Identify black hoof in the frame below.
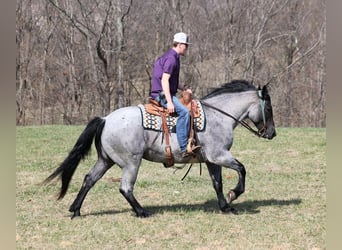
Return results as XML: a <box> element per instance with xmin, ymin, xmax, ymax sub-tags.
<box><xmin>219</xmin><ymin>204</ymin><xmax>238</xmax><ymax>215</ymax></box>
<box><xmin>136</xmin><ymin>210</ymin><xmax>153</xmax><ymax>218</ymax></box>
<box><xmin>71</xmin><ymin>210</ymin><xmax>80</xmax><ymax>219</ymax></box>
<box><xmin>230</xmin><ymin>206</ymin><xmax>239</xmax><ymax>215</ymax></box>
<box><xmin>219</xmin><ymin>203</ymin><xmax>230</xmax><ymax>213</ymax></box>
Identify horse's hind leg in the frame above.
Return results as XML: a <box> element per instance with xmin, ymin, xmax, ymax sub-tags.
<box><xmin>69</xmin><ymin>157</ymin><xmax>113</xmax><ymax>219</ymax></box>
<box><xmin>119</xmin><ymin>161</ymin><xmax>153</xmax><ymax>218</ymax></box>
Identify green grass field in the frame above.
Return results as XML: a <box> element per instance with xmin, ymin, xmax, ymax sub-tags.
<box><xmin>16</xmin><ymin>125</ymin><xmax>326</xmax><ymax>249</ymax></box>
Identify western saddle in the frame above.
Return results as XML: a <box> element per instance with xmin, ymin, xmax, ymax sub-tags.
<box><xmin>144</xmin><ymin>91</ymin><xmax>200</xmax><ymax>167</ymax></box>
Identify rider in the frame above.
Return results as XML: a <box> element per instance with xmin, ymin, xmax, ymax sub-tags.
<box><xmin>150</xmin><ymin>32</ymin><xmax>200</xmax><ymax>157</ymax></box>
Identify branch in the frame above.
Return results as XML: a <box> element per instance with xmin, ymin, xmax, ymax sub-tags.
<box><xmin>121</xmin><ymin>0</ymin><xmax>133</xmax><ymax>22</ymax></box>
<box><xmin>266</xmin><ymin>31</ymin><xmax>322</xmax><ymax>86</ymax></box>
<box><xmin>96</xmin><ymin>1</ymin><xmax>112</xmax><ymax>75</ymax></box>
<box><xmin>256</xmin><ymin>32</ymin><xmax>293</xmax><ymax>50</ymax></box>
<box><xmin>46</xmin><ymin>0</ymin><xmax>96</xmax><ymax>37</ymax></box>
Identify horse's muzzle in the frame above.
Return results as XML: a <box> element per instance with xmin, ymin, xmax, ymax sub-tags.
<box><xmin>265</xmin><ymin>129</ymin><xmax>276</xmax><ymax>139</ymax></box>
<box><xmin>259</xmin><ymin>126</ymin><xmax>276</xmax><ymax>139</ymax></box>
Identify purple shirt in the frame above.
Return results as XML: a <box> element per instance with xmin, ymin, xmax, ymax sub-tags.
<box><xmin>150</xmin><ymin>49</ymin><xmax>180</xmax><ymax>98</ymax></box>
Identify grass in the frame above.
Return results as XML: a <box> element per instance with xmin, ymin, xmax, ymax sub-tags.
<box><xmin>16</xmin><ymin>125</ymin><xmax>326</xmax><ymax>249</ymax></box>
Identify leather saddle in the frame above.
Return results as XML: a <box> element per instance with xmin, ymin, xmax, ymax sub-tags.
<box><xmin>143</xmin><ymin>91</ymin><xmax>201</xmax><ymax>167</ymax></box>
<box><xmin>145</xmin><ymin>91</ymin><xmax>200</xmax><ymax>119</ymax></box>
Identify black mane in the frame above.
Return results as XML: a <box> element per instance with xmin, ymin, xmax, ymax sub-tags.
<box><xmin>202</xmin><ymin>80</ymin><xmax>256</xmax><ymax>99</ymax></box>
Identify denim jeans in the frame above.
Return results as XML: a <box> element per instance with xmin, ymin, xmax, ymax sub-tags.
<box><xmin>156</xmin><ymin>95</ymin><xmax>190</xmax><ymax>152</ymax></box>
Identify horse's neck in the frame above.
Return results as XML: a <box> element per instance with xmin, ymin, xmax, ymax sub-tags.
<box><xmin>208</xmin><ymin>92</ymin><xmax>257</xmax><ymax>121</ymax></box>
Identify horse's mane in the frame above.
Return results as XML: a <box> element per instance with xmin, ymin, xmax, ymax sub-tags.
<box><xmin>202</xmin><ymin>80</ymin><xmax>256</xmax><ymax>99</ymax></box>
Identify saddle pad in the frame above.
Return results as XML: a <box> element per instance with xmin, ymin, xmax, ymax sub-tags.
<box><xmin>138</xmin><ymin>100</ymin><xmax>206</xmax><ymax>132</ymax></box>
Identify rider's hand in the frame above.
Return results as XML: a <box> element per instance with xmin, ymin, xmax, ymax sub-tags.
<box><xmin>167</xmin><ymin>102</ymin><xmax>175</xmax><ymax>114</ymax></box>
<box><xmin>184</xmin><ymin>88</ymin><xmax>192</xmax><ymax>94</ymax></box>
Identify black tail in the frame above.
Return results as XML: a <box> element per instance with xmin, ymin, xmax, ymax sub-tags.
<box><xmin>43</xmin><ymin>117</ymin><xmax>106</xmax><ymax>200</ymax></box>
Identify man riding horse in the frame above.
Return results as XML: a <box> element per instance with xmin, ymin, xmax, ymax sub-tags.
<box><xmin>150</xmin><ymin>32</ymin><xmax>200</xmax><ymax>158</ymax></box>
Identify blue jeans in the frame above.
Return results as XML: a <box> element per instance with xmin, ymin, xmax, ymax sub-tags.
<box><xmin>156</xmin><ymin>95</ymin><xmax>190</xmax><ymax>152</ymax></box>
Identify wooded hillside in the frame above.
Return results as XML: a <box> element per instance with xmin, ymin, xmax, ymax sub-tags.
<box><xmin>16</xmin><ymin>0</ymin><xmax>326</xmax><ymax>127</ymax></box>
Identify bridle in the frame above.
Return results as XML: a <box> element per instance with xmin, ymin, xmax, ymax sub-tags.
<box><xmin>200</xmin><ymin>89</ymin><xmax>268</xmax><ymax>138</ymax></box>
<box><xmin>257</xmin><ymin>89</ymin><xmax>267</xmax><ymax>137</ymax></box>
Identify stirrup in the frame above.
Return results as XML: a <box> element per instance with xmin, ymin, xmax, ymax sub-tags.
<box><xmin>182</xmin><ymin>151</ymin><xmax>193</xmax><ymax>158</ymax></box>
<box><xmin>189</xmin><ymin>145</ymin><xmax>201</xmax><ymax>152</ymax></box>
<box><xmin>186</xmin><ymin>139</ymin><xmax>201</xmax><ymax>153</ymax></box>
<box><xmin>182</xmin><ymin>145</ymin><xmax>201</xmax><ymax>158</ymax></box>
<box><xmin>187</xmin><ymin>145</ymin><xmax>201</xmax><ymax>154</ymax></box>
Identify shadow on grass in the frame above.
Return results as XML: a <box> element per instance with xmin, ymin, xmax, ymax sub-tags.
<box><xmin>145</xmin><ymin>198</ymin><xmax>302</xmax><ymax>215</ymax></box>
<box><xmin>80</xmin><ymin>198</ymin><xmax>302</xmax><ymax>218</ymax></box>
<box><xmin>78</xmin><ymin>209</ymin><xmax>131</xmax><ymax>218</ymax></box>
<box><xmin>232</xmin><ymin>198</ymin><xmax>302</xmax><ymax>214</ymax></box>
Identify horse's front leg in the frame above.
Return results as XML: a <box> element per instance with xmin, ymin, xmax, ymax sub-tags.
<box><xmin>225</xmin><ymin>158</ymin><xmax>246</xmax><ymax>205</ymax></box>
<box><xmin>207</xmin><ymin>151</ymin><xmax>246</xmax><ymax>214</ymax></box>
<box><xmin>206</xmin><ymin>163</ymin><xmax>230</xmax><ymax>212</ymax></box>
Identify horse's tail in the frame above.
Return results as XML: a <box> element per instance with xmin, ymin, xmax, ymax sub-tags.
<box><xmin>43</xmin><ymin>117</ymin><xmax>106</xmax><ymax>200</ymax></box>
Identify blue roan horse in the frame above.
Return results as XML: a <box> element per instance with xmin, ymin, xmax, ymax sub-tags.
<box><xmin>44</xmin><ymin>79</ymin><xmax>276</xmax><ymax>218</ymax></box>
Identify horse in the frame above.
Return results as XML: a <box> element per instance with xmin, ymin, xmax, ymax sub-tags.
<box><xmin>44</xmin><ymin>79</ymin><xmax>276</xmax><ymax>218</ymax></box>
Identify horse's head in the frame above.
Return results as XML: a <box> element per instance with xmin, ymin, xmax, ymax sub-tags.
<box><xmin>201</xmin><ymin>80</ymin><xmax>276</xmax><ymax>139</ymax></box>
<box><xmin>248</xmin><ymin>85</ymin><xmax>276</xmax><ymax>139</ymax></box>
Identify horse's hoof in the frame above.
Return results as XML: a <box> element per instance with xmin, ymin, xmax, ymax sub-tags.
<box><xmin>219</xmin><ymin>204</ymin><xmax>238</xmax><ymax>215</ymax></box>
<box><xmin>71</xmin><ymin>210</ymin><xmax>80</xmax><ymax>219</ymax></box>
<box><xmin>136</xmin><ymin>210</ymin><xmax>153</xmax><ymax>218</ymax></box>
<box><xmin>230</xmin><ymin>207</ymin><xmax>238</xmax><ymax>215</ymax></box>
<box><xmin>226</xmin><ymin>190</ymin><xmax>236</xmax><ymax>204</ymax></box>
<box><xmin>219</xmin><ymin>206</ymin><xmax>230</xmax><ymax>213</ymax></box>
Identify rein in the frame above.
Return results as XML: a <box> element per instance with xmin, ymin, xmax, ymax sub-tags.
<box><xmin>200</xmin><ymin>99</ymin><xmax>264</xmax><ymax>137</ymax></box>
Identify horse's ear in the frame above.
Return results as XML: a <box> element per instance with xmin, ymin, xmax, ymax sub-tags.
<box><xmin>262</xmin><ymin>85</ymin><xmax>270</xmax><ymax>100</ymax></box>
<box><xmin>257</xmin><ymin>85</ymin><xmax>261</xmax><ymax>91</ymax></box>
<box><xmin>262</xmin><ymin>84</ymin><xmax>268</xmax><ymax>93</ymax></box>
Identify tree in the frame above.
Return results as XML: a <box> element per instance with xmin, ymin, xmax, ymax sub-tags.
<box><xmin>16</xmin><ymin>0</ymin><xmax>326</xmax><ymax>127</ymax></box>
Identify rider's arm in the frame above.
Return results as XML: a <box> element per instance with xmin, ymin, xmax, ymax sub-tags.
<box><xmin>161</xmin><ymin>73</ymin><xmax>175</xmax><ymax>113</ymax></box>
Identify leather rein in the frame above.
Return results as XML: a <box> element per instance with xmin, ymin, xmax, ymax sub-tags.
<box><xmin>200</xmin><ymin>90</ymin><xmax>267</xmax><ymax>138</ymax></box>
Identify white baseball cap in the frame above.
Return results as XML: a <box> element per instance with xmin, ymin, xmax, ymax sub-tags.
<box><xmin>173</xmin><ymin>32</ymin><xmax>191</xmax><ymax>44</ymax></box>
